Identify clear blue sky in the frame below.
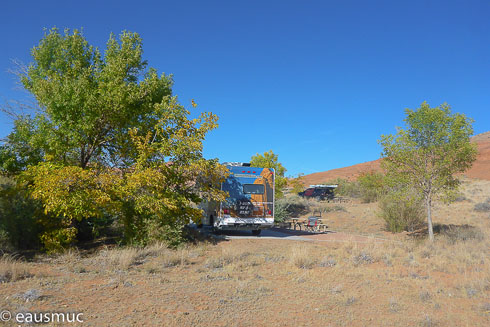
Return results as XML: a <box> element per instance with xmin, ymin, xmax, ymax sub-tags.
<box><xmin>1</xmin><ymin>0</ymin><xmax>489</xmax><ymax>176</ymax></box>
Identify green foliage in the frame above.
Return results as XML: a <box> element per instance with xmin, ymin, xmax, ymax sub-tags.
<box><xmin>274</xmin><ymin>195</ymin><xmax>310</xmax><ymax>222</ymax></box>
<box><xmin>0</xmin><ymin>177</ymin><xmax>42</xmax><ymax>251</ymax></box>
<box><xmin>250</xmin><ymin>150</ymin><xmax>287</xmax><ymax>199</ymax></box>
<box><xmin>2</xmin><ymin>28</ymin><xmax>227</xmax><ymax>250</ymax></box>
<box><xmin>289</xmin><ymin>173</ymin><xmax>305</xmax><ymax>194</ymax></box>
<box><xmin>327</xmin><ymin>178</ymin><xmax>361</xmax><ymax>198</ymax></box>
<box><xmin>19</xmin><ymin>28</ymin><xmax>173</xmax><ymax>168</ymax></box>
<box><xmin>23</xmin><ymin>163</ymin><xmax>115</xmax><ymax>222</ymax></box>
<box><xmin>378</xmin><ymin>188</ymin><xmax>425</xmax><ymax>232</ymax></box>
<box><xmin>379</xmin><ymin>102</ymin><xmax>477</xmax><ymax>240</ymax></box>
<box><xmin>40</xmin><ymin>227</ymin><xmax>78</xmax><ymax>254</ymax></box>
<box><xmin>0</xmin><ymin>117</ymin><xmax>44</xmax><ymax>175</ymax></box>
<box><xmin>357</xmin><ymin>171</ymin><xmax>386</xmax><ymax>203</ymax></box>
<box><xmin>19</xmin><ymin>104</ymin><xmax>228</xmax><ymax>248</ymax></box>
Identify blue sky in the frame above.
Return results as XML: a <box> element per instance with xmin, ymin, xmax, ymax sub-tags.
<box><xmin>1</xmin><ymin>0</ymin><xmax>489</xmax><ymax>176</ymax></box>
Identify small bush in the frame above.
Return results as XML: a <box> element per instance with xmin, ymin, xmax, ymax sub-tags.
<box><xmin>435</xmin><ymin>224</ymin><xmax>485</xmax><ymax>244</ymax></box>
<box><xmin>328</xmin><ymin>178</ymin><xmax>361</xmax><ymax>198</ymax></box>
<box><xmin>40</xmin><ymin>227</ymin><xmax>78</xmax><ymax>254</ymax></box>
<box><xmin>389</xmin><ymin>298</ymin><xmax>400</xmax><ymax>313</ymax></box>
<box><xmin>352</xmin><ymin>252</ymin><xmax>374</xmax><ymax>266</ymax></box>
<box><xmin>453</xmin><ymin>193</ymin><xmax>467</xmax><ymax>202</ymax></box>
<box><xmin>357</xmin><ymin>171</ymin><xmax>386</xmax><ymax>203</ymax></box>
<box><xmin>274</xmin><ymin>195</ymin><xmax>310</xmax><ymax>222</ymax></box>
<box><xmin>474</xmin><ymin>198</ymin><xmax>490</xmax><ymax>212</ymax></box>
<box><xmin>18</xmin><ymin>289</ymin><xmax>42</xmax><ymax>302</ymax></box>
<box><xmin>379</xmin><ymin>189</ymin><xmax>425</xmax><ymax>232</ymax></box>
<box><xmin>319</xmin><ymin>257</ymin><xmax>337</xmax><ymax>267</ymax></box>
<box><xmin>0</xmin><ymin>178</ymin><xmax>42</xmax><ymax>251</ymax></box>
<box><xmin>345</xmin><ymin>296</ymin><xmax>357</xmax><ymax>305</ymax></box>
<box><xmin>420</xmin><ymin>291</ymin><xmax>431</xmax><ymax>302</ymax></box>
<box><xmin>290</xmin><ymin>245</ymin><xmax>316</xmax><ymax>269</ymax></box>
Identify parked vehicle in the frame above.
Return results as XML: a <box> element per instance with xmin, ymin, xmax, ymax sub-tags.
<box><xmin>200</xmin><ymin>162</ymin><xmax>275</xmax><ymax>235</ymax></box>
<box><xmin>298</xmin><ymin>184</ymin><xmax>337</xmax><ymax>200</ymax></box>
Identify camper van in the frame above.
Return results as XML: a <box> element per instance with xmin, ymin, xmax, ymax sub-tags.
<box><xmin>200</xmin><ymin>163</ymin><xmax>275</xmax><ymax>235</ymax></box>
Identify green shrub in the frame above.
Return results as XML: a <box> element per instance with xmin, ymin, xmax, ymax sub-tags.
<box><xmin>357</xmin><ymin>171</ymin><xmax>386</xmax><ymax>203</ymax></box>
<box><xmin>0</xmin><ymin>178</ymin><xmax>42</xmax><ymax>251</ymax></box>
<box><xmin>379</xmin><ymin>189</ymin><xmax>425</xmax><ymax>232</ymax></box>
<box><xmin>274</xmin><ymin>195</ymin><xmax>310</xmax><ymax>222</ymax></box>
<box><xmin>327</xmin><ymin>178</ymin><xmax>361</xmax><ymax>198</ymax></box>
<box><xmin>40</xmin><ymin>227</ymin><xmax>78</xmax><ymax>254</ymax></box>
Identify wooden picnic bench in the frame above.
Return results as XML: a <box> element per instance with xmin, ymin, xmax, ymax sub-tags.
<box><xmin>302</xmin><ymin>217</ymin><xmax>328</xmax><ymax>232</ymax></box>
<box><xmin>284</xmin><ymin>215</ymin><xmax>328</xmax><ymax>233</ymax></box>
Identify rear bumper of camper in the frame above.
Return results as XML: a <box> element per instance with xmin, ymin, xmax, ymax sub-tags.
<box><xmin>215</xmin><ymin>217</ymin><xmax>274</xmax><ymax>230</ymax></box>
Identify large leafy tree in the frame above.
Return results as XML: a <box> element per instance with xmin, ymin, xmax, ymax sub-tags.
<box><xmin>250</xmin><ymin>150</ymin><xmax>287</xmax><ymax>198</ymax></box>
<box><xmin>19</xmin><ymin>28</ymin><xmax>173</xmax><ymax>168</ymax></box>
<box><xmin>379</xmin><ymin>102</ymin><xmax>477</xmax><ymax>241</ymax></box>
<box><xmin>1</xmin><ymin>28</ymin><xmax>227</xmax><ymax>249</ymax></box>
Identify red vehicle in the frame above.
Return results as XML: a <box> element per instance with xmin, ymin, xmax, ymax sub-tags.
<box><xmin>298</xmin><ymin>185</ymin><xmax>337</xmax><ymax>200</ymax></box>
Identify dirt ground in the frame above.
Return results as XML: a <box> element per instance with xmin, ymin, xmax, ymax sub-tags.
<box><xmin>1</xmin><ymin>178</ymin><xmax>489</xmax><ymax>326</ymax></box>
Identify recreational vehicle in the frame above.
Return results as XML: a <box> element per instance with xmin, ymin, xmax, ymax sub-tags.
<box><xmin>200</xmin><ymin>163</ymin><xmax>275</xmax><ymax>235</ymax></box>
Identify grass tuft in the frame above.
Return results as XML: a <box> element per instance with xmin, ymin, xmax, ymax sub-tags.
<box><xmin>0</xmin><ymin>254</ymin><xmax>31</xmax><ymax>283</ymax></box>
<box><xmin>289</xmin><ymin>245</ymin><xmax>317</xmax><ymax>269</ymax></box>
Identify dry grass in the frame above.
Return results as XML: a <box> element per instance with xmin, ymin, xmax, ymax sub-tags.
<box><xmin>0</xmin><ymin>254</ymin><xmax>31</xmax><ymax>283</ymax></box>
<box><xmin>0</xmin><ymin>178</ymin><xmax>488</xmax><ymax>326</ymax></box>
<box><xmin>289</xmin><ymin>244</ymin><xmax>317</xmax><ymax>269</ymax></box>
<box><xmin>92</xmin><ymin>242</ymin><xmax>193</xmax><ymax>271</ymax></box>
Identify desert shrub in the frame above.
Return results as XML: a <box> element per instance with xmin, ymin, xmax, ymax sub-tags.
<box><xmin>474</xmin><ymin>198</ymin><xmax>490</xmax><ymax>212</ymax></box>
<box><xmin>0</xmin><ymin>178</ymin><xmax>42</xmax><ymax>251</ymax></box>
<box><xmin>319</xmin><ymin>256</ymin><xmax>337</xmax><ymax>267</ymax></box>
<box><xmin>327</xmin><ymin>178</ymin><xmax>361</xmax><ymax>198</ymax></box>
<box><xmin>434</xmin><ymin>224</ymin><xmax>485</xmax><ymax>244</ymax></box>
<box><xmin>274</xmin><ymin>195</ymin><xmax>310</xmax><ymax>222</ymax></box>
<box><xmin>453</xmin><ymin>193</ymin><xmax>467</xmax><ymax>202</ymax></box>
<box><xmin>379</xmin><ymin>189</ymin><xmax>425</xmax><ymax>232</ymax></box>
<box><xmin>352</xmin><ymin>252</ymin><xmax>374</xmax><ymax>266</ymax></box>
<box><xmin>357</xmin><ymin>171</ymin><xmax>386</xmax><ymax>203</ymax></box>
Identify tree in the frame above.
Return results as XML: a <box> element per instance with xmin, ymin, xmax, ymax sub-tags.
<box><xmin>18</xmin><ymin>28</ymin><xmax>173</xmax><ymax>169</ymax></box>
<box><xmin>0</xmin><ymin>116</ymin><xmax>44</xmax><ymax>175</ymax></box>
<box><xmin>379</xmin><ymin>102</ymin><xmax>477</xmax><ymax>241</ymax></box>
<box><xmin>2</xmin><ymin>28</ymin><xmax>227</xmax><ymax>249</ymax></box>
<box><xmin>289</xmin><ymin>173</ymin><xmax>305</xmax><ymax>194</ymax></box>
<box><xmin>250</xmin><ymin>150</ymin><xmax>287</xmax><ymax>198</ymax></box>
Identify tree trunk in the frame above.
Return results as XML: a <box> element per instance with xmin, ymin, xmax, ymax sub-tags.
<box><xmin>426</xmin><ymin>196</ymin><xmax>434</xmax><ymax>241</ymax></box>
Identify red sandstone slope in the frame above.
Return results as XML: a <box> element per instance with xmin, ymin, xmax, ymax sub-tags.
<box><xmin>301</xmin><ymin>132</ymin><xmax>490</xmax><ymax>185</ymax></box>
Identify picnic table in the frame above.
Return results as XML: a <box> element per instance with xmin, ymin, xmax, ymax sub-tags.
<box><xmin>285</xmin><ymin>217</ymin><xmax>328</xmax><ymax>233</ymax></box>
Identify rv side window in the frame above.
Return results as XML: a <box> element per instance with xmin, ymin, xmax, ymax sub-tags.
<box><xmin>243</xmin><ymin>184</ymin><xmax>264</xmax><ymax>194</ymax></box>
